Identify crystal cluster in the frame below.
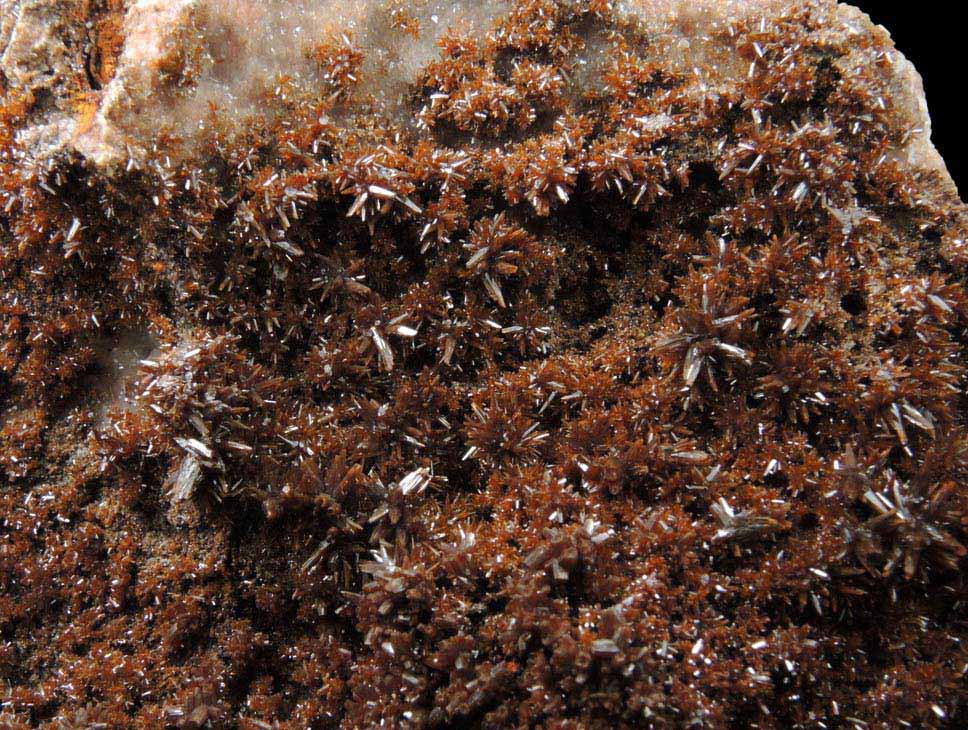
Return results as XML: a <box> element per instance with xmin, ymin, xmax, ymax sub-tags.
<box><xmin>0</xmin><ymin>1</ymin><xmax>965</xmax><ymax>728</ymax></box>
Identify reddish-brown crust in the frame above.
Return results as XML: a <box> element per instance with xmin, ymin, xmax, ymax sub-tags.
<box><xmin>1</xmin><ymin>1</ymin><xmax>966</xmax><ymax>728</ymax></box>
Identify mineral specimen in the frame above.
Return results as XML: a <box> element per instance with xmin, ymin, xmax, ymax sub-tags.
<box><xmin>1</xmin><ymin>1</ymin><xmax>966</xmax><ymax>728</ymax></box>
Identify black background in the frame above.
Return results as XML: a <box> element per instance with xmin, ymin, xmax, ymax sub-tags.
<box><xmin>851</xmin><ymin>2</ymin><xmax>965</xmax><ymax>196</ymax></box>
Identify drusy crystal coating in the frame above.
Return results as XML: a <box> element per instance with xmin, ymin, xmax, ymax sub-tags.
<box><xmin>1</xmin><ymin>1</ymin><xmax>965</xmax><ymax>728</ymax></box>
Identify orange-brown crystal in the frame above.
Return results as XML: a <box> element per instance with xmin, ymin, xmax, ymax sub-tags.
<box><xmin>0</xmin><ymin>1</ymin><xmax>965</xmax><ymax>728</ymax></box>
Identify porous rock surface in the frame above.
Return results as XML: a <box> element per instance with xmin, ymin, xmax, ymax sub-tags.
<box><xmin>1</xmin><ymin>1</ymin><xmax>966</xmax><ymax>728</ymax></box>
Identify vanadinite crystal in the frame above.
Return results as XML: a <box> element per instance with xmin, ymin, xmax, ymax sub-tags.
<box><xmin>1</xmin><ymin>1</ymin><xmax>966</xmax><ymax>728</ymax></box>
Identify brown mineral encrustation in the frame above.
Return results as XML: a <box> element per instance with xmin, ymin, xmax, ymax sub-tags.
<box><xmin>1</xmin><ymin>1</ymin><xmax>966</xmax><ymax>728</ymax></box>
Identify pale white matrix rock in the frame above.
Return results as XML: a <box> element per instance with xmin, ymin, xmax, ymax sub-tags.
<box><xmin>0</xmin><ymin>0</ymin><xmax>956</xmax><ymax>194</ymax></box>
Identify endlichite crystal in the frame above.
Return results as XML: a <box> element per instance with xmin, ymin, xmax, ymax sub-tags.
<box><xmin>1</xmin><ymin>1</ymin><xmax>965</xmax><ymax>728</ymax></box>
